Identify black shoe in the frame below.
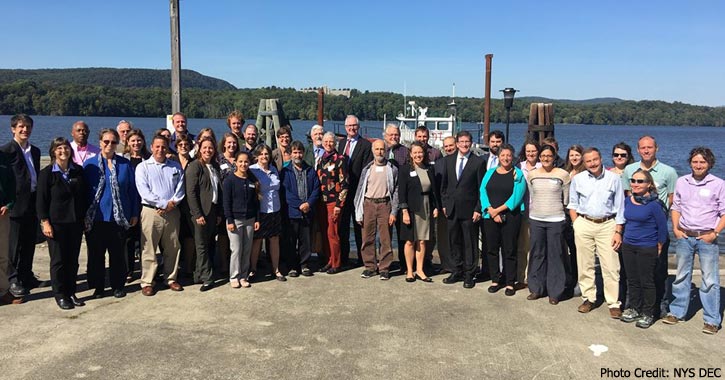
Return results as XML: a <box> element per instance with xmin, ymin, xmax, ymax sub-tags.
<box><xmin>200</xmin><ymin>283</ymin><xmax>213</xmax><ymax>292</ymax></box>
<box><xmin>442</xmin><ymin>274</ymin><xmax>461</xmax><ymax>285</ymax></box>
<box><xmin>9</xmin><ymin>282</ymin><xmax>28</xmax><ymax>297</ymax></box>
<box><xmin>415</xmin><ymin>274</ymin><xmax>433</xmax><ymax>283</ymax></box>
<box><xmin>504</xmin><ymin>287</ymin><xmax>516</xmax><ymax>296</ymax></box>
<box><xmin>113</xmin><ymin>289</ymin><xmax>126</xmax><ymax>298</ymax></box>
<box><xmin>56</xmin><ymin>298</ymin><xmax>74</xmax><ymax>310</ymax></box>
<box><xmin>405</xmin><ymin>276</ymin><xmax>416</xmax><ymax>283</ymax></box>
<box><xmin>275</xmin><ymin>273</ymin><xmax>287</xmax><ymax>282</ymax></box>
<box><xmin>326</xmin><ymin>267</ymin><xmax>340</xmax><ymax>275</ymax></box>
<box><xmin>288</xmin><ymin>270</ymin><xmax>299</xmax><ymax>278</ymax></box>
<box><xmin>92</xmin><ymin>288</ymin><xmax>105</xmax><ymax>299</ymax></box>
<box><xmin>24</xmin><ymin>277</ymin><xmax>41</xmax><ymax>290</ymax></box>
<box><xmin>463</xmin><ymin>280</ymin><xmax>475</xmax><ymax>289</ymax></box>
<box><xmin>70</xmin><ymin>294</ymin><xmax>85</xmax><ymax>306</ymax></box>
<box><xmin>319</xmin><ymin>264</ymin><xmax>331</xmax><ymax>273</ymax></box>
<box><xmin>301</xmin><ymin>267</ymin><xmax>313</xmax><ymax>277</ymax></box>
<box><xmin>361</xmin><ymin>269</ymin><xmax>376</xmax><ymax>279</ymax></box>
<box><xmin>379</xmin><ymin>271</ymin><xmax>391</xmax><ymax>281</ymax></box>
<box><xmin>488</xmin><ymin>283</ymin><xmax>504</xmax><ymax>293</ymax></box>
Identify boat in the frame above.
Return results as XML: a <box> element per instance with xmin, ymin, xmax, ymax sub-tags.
<box><xmin>396</xmin><ymin>100</ymin><xmax>458</xmax><ymax>150</ymax></box>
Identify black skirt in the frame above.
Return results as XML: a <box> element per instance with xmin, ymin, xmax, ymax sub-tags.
<box><xmin>254</xmin><ymin>211</ymin><xmax>281</xmax><ymax>239</ymax></box>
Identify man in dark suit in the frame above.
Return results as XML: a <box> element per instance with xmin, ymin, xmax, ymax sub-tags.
<box><xmin>337</xmin><ymin>115</ymin><xmax>372</xmax><ymax>267</ymax></box>
<box><xmin>0</xmin><ymin>114</ymin><xmax>41</xmax><ymax>297</ymax></box>
<box><xmin>440</xmin><ymin>131</ymin><xmax>486</xmax><ymax>288</ymax></box>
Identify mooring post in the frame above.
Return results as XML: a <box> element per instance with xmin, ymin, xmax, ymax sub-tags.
<box><xmin>170</xmin><ymin>0</ymin><xmax>181</xmax><ymax>113</ymax></box>
<box><xmin>484</xmin><ymin>54</ymin><xmax>493</xmax><ymax>144</ymax></box>
<box><xmin>317</xmin><ymin>87</ymin><xmax>324</xmax><ymax>126</ymax></box>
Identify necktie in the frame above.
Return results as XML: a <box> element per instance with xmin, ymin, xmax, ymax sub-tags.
<box><xmin>490</xmin><ymin>156</ymin><xmax>498</xmax><ymax>169</ymax></box>
<box><xmin>344</xmin><ymin>139</ymin><xmax>351</xmax><ymax>157</ymax></box>
<box><xmin>458</xmin><ymin>156</ymin><xmax>465</xmax><ymax>180</ymax></box>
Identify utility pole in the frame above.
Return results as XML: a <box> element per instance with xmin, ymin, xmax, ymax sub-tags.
<box><xmin>170</xmin><ymin>0</ymin><xmax>181</xmax><ymax>113</ymax></box>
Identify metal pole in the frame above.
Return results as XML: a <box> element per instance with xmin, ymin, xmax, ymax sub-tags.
<box><xmin>317</xmin><ymin>87</ymin><xmax>324</xmax><ymax>126</ymax></box>
<box><xmin>484</xmin><ymin>54</ymin><xmax>493</xmax><ymax>143</ymax></box>
<box><xmin>505</xmin><ymin>108</ymin><xmax>511</xmax><ymax>144</ymax></box>
<box><xmin>170</xmin><ymin>0</ymin><xmax>181</xmax><ymax>113</ymax></box>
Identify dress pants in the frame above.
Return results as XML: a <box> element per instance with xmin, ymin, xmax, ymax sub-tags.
<box><xmin>621</xmin><ymin>243</ymin><xmax>658</xmax><ymax>317</ymax></box>
<box><xmin>8</xmin><ymin>210</ymin><xmax>38</xmax><ymax>286</ymax></box>
<box><xmin>339</xmin><ymin>200</ymin><xmax>363</xmax><ymax>266</ymax></box>
<box><xmin>139</xmin><ymin>207</ymin><xmax>181</xmax><ymax>287</ymax></box>
<box><xmin>483</xmin><ymin>213</ymin><xmax>522</xmax><ymax>287</ymax></box>
<box><xmin>0</xmin><ymin>214</ymin><xmax>11</xmax><ymax>296</ymax></box>
<box><xmin>361</xmin><ymin>200</ymin><xmax>393</xmax><ymax>272</ymax></box>
<box><xmin>193</xmin><ymin>207</ymin><xmax>217</xmax><ymax>285</ymax></box>
<box><xmin>527</xmin><ymin>219</ymin><xmax>567</xmax><ymax>300</ymax></box>
<box><xmin>435</xmin><ymin>214</ymin><xmax>452</xmax><ymax>271</ymax></box>
<box><xmin>573</xmin><ymin>217</ymin><xmax>621</xmax><ymax>308</ymax></box>
<box><xmin>47</xmin><ymin>223</ymin><xmax>83</xmax><ymax>300</ymax></box>
<box><xmin>320</xmin><ymin>202</ymin><xmax>342</xmax><ymax>269</ymax></box>
<box><xmin>87</xmin><ymin>221</ymin><xmax>128</xmax><ymax>292</ymax></box>
<box><xmin>228</xmin><ymin>217</ymin><xmax>255</xmax><ymax>280</ymax></box>
<box><xmin>287</xmin><ymin>218</ymin><xmax>312</xmax><ymax>272</ymax></box>
<box><xmin>447</xmin><ymin>216</ymin><xmax>480</xmax><ymax>279</ymax></box>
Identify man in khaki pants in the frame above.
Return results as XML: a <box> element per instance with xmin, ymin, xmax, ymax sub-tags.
<box><xmin>135</xmin><ymin>135</ymin><xmax>186</xmax><ymax>296</ymax></box>
<box><xmin>567</xmin><ymin>147</ymin><xmax>625</xmax><ymax>319</ymax></box>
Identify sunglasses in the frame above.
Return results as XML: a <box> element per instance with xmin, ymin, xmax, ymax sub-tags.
<box><xmin>613</xmin><ymin>153</ymin><xmax>628</xmax><ymax>158</ymax></box>
<box><xmin>102</xmin><ymin>140</ymin><xmax>119</xmax><ymax>145</ymax></box>
<box><xmin>629</xmin><ymin>178</ymin><xmax>649</xmax><ymax>184</ymax></box>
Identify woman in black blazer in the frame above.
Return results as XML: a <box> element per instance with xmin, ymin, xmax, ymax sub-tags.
<box><xmin>36</xmin><ymin>137</ymin><xmax>89</xmax><ymax>310</ymax></box>
<box><xmin>186</xmin><ymin>137</ymin><xmax>223</xmax><ymax>292</ymax></box>
<box><xmin>398</xmin><ymin>142</ymin><xmax>439</xmax><ymax>283</ymax></box>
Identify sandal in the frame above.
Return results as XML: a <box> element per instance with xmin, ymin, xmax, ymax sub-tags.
<box><xmin>240</xmin><ymin>280</ymin><xmax>251</xmax><ymax>288</ymax></box>
<box><xmin>230</xmin><ymin>279</ymin><xmax>241</xmax><ymax>289</ymax></box>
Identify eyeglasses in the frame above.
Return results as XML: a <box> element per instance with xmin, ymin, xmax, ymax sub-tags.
<box><xmin>345</xmin><ymin>124</ymin><xmax>359</xmax><ymax>127</ymax></box>
<box><xmin>613</xmin><ymin>153</ymin><xmax>628</xmax><ymax>158</ymax></box>
<box><xmin>102</xmin><ymin>140</ymin><xmax>119</xmax><ymax>145</ymax></box>
<box><xmin>629</xmin><ymin>178</ymin><xmax>649</xmax><ymax>184</ymax></box>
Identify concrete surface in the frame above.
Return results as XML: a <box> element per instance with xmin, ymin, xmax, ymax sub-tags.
<box><xmin>1</xmin><ymin>242</ymin><xmax>723</xmax><ymax>380</ymax></box>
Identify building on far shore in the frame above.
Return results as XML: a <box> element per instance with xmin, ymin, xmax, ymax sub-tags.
<box><xmin>299</xmin><ymin>85</ymin><xmax>352</xmax><ymax>98</ymax></box>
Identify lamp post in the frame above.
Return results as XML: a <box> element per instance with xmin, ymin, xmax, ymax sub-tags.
<box><xmin>500</xmin><ymin>87</ymin><xmax>517</xmax><ymax>143</ymax></box>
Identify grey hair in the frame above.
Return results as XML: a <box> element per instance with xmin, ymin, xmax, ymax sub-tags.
<box><xmin>384</xmin><ymin>123</ymin><xmax>399</xmax><ymax>137</ymax></box>
<box><xmin>323</xmin><ymin>131</ymin><xmax>336</xmax><ymax>141</ymax></box>
<box><xmin>310</xmin><ymin>124</ymin><xmax>324</xmax><ymax>134</ymax></box>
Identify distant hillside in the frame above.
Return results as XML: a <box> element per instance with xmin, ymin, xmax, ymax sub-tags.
<box><xmin>0</xmin><ymin>68</ymin><xmax>236</xmax><ymax>90</ymax></box>
<box><xmin>518</xmin><ymin>96</ymin><xmax>624</xmax><ymax>105</ymax></box>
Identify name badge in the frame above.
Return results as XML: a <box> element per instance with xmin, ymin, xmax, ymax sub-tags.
<box><xmin>410</xmin><ymin>171</ymin><xmax>418</xmax><ymax>177</ymax></box>
<box><xmin>220</xmin><ymin>163</ymin><xmax>229</xmax><ymax>170</ymax></box>
<box><xmin>429</xmin><ymin>161</ymin><xmax>435</xmax><ymax>165</ymax></box>
<box><xmin>248</xmin><ymin>183</ymin><xmax>256</xmax><ymax>188</ymax></box>
<box><xmin>699</xmin><ymin>188</ymin><xmax>711</xmax><ymax>197</ymax></box>
<box><xmin>550</xmin><ymin>178</ymin><xmax>560</xmax><ymax>185</ymax></box>
<box><xmin>375</xmin><ymin>166</ymin><xmax>384</xmax><ymax>173</ymax></box>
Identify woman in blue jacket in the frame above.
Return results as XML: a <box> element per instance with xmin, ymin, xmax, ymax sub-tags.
<box><xmin>480</xmin><ymin>144</ymin><xmax>527</xmax><ymax>296</ymax></box>
<box><xmin>84</xmin><ymin>128</ymin><xmax>140</xmax><ymax>299</ymax></box>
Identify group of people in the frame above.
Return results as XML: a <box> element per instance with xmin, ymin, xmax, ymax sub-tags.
<box><xmin>0</xmin><ymin>112</ymin><xmax>722</xmax><ymax>335</ymax></box>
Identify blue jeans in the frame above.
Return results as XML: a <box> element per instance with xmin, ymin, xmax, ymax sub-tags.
<box><xmin>669</xmin><ymin>237</ymin><xmax>721</xmax><ymax>326</ymax></box>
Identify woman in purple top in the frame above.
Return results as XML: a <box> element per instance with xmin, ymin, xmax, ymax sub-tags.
<box><xmin>620</xmin><ymin>169</ymin><xmax>668</xmax><ymax>329</ymax></box>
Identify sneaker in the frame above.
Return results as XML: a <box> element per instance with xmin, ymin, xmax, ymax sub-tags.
<box><xmin>636</xmin><ymin>315</ymin><xmax>654</xmax><ymax>329</ymax></box>
<box><xmin>661</xmin><ymin>314</ymin><xmax>681</xmax><ymax>325</ymax></box>
<box><xmin>361</xmin><ymin>269</ymin><xmax>376</xmax><ymax>279</ymax></box>
<box><xmin>702</xmin><ymin>323</ymin><xmax>719</xmax><ymax>335</ymax></box>
<box><xmin>621</xmin><ymin>308</ymin><xmax>640</xmax><ymax>323</ymax></box>
<box><xmin>379</xmin><ymin>271</ymin><xmax>391</xmax><ymax>281</ymax></box>
<box><xmin>288</xmin><ymin>270</ymin><xmax>299</xmax><ymax>278</ymax></box>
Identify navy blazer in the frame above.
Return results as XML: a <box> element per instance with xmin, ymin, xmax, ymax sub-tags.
<box><xmin>36</xmin><ymin>163</ymin><xmax>89</xmax><ymax>224</ymax></box>
<box><xmin>0</xmin><ymin>140</ymin><xmax>41</xmax><ymax>217</ymax></box>
<box><xmin>398</xmin><ymin>164</ymin><xmax>439</xmax><ymax>214</ymax></box>
<box><xmin>281</xmin><ymin>163</ymin><xmax>321</xmax><ymax>219</ymax></box>
<box><xmin>83</xmin><ymin>155</ymin><xmax>140</xmax><ymax>222</ymax></box>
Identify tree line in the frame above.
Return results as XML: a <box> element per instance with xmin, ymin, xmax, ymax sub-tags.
<box><xmin>1</xmin><ymin>80</ymin><xmax>724</xmax><ymax>127</ymax></box>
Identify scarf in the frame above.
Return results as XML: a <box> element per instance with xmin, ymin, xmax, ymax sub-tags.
<box><xmin>85</xmin><ymin>155</ymin><xmax>131</xmax><ymax>230</ymax></box>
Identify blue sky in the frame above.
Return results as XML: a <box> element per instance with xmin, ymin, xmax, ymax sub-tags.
<box><xmin>1</xmin><ymin>1</ymin><xmax>723</xmax><ymax>106</ymax></box>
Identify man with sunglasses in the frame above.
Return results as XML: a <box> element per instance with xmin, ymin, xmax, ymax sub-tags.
<box><xmin>621</xmin><ymin>135</ymin><xmax>678</xmax><ymax>318</ymax></box>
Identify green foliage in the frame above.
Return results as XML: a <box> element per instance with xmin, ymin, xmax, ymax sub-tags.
<box><xmin>0</xmin><ymin>79</ymin><xmax>723</xmax><ymax>127</ymax></box>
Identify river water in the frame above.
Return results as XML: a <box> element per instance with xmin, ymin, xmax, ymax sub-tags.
<box><xmin>2</xmin><ymin>115</ymin><xmax>724</xmax><ymax>253</ymax></box>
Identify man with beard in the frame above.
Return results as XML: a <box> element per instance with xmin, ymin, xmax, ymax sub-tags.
<box><xmin>70</xmin><ymin>121</ymin><xmax>100</xmax><ymax>166</ymax></box>
<box><xmin>240</xmin><ymin>124</ymin><xmax>259</xmax><ymax>155</ymax></box>
<box><xmin>484</xmin><ymin>130</ymin><xmax>504</xmax><ymax>171</ymax></box>
<box><xmin>281</xmin><ymin>141</ymin><xmax>321</xmax><ymax>277</ymax></box>
<box><xmin>304</xmin><ymin>124</ymin><xmax>325</xmax><ymax>168</ymax></box>
<box><xmin>354</xmin><ymin>139</ymin><xmax>399</xmax><ymax>280</ymax></box>
<box><xmin>415</xmin><ymin>126</ymin><xmax>442</xmax><ymax>164</ymax></box>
